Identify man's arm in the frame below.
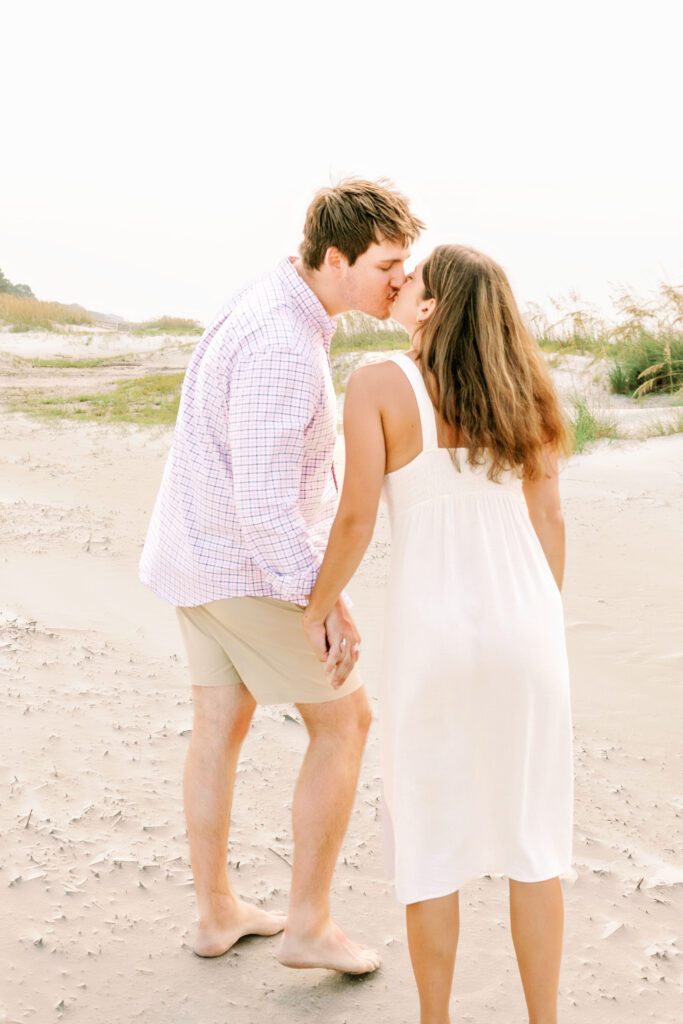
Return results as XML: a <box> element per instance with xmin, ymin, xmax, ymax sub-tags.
<box><xmin>228</xmin><ymin>345</ymin><xmax>325</xmax><ymax>601</ymax></box>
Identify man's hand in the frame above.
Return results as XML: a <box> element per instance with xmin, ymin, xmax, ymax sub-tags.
<box><xmin>323</xmin><ymin>598</ymin><xmax>361</xmax><ymax>689</ymax></box>
<box><xmin>302</xmin><ymin>597</ymin><xmax>361</xmax><ymax>690</ymax></box>
<box><xmin>303</xmin><ymin>617</ymin><xmax>328</xmax><ymax>664</ymax></box>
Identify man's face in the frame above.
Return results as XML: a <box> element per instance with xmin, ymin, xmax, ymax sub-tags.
<box><xmin>337</xmin><ymin>239</ymin><xmax>410</xmax><ymax>320</ymax></box>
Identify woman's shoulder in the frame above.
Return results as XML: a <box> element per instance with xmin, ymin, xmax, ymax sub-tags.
<box><xmin>347</xmin><ymin>354</ymin><xmax>411</xmax><ymax>392</ymax></box>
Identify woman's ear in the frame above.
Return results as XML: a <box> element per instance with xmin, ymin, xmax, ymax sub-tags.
<box><xmin>416</xmin><ymin>297</ymin><xmax>436</xmax><ymax>323</ymax></box>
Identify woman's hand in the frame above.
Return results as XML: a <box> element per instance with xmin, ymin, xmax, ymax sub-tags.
<box><xmin>300</xmin><ymin>365</ymin><xmax>385</xmax><ymax>686</ymax></box>
<box><xmin>303</xmin><ymin>598</ymin><xmax>361</xmax><ymax>689</ymax></box>
<box><xmin>323</xmin><ymin>600</ymin><xmax>361</xmax><ymax>688</ymax></box>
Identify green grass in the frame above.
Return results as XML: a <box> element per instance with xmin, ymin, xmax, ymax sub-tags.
<box><xmin>134</xmin><ymin>316</ymin><xmax>203</xmax><ymax>335</ymax></box>
<box><xmin>608</xmin><ymin>333</ymin><xmax>683</xmax><ymax>397</ymax></box>
<box><xmin>12</xmin><ymin>354</ymin><xmax>138</xmax><ymax>369</ymax></box>
<box><xmin>637</xmin><ymin>411</ymin><xmax>683</xmax><ymax>439</ymax></box>
<box><xmin>530</xmin><ymin>283</ymin><xmax>683</xmax><ymax>398</ymax></box>
<box><xmin>537</xmin><ymin>334</ymin><xmax>607</xmax><ymax>356</ymax></box>
<box><xmin>570</xmin><ymin>397</ymin><xmax>620</xmax><ymax>453</ymax></box>
<box><xmin>9</xmin><ymin>372</ymin><xmax>185</xmax><ymax>426</ymax></box>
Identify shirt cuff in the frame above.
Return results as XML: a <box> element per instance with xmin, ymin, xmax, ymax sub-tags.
<box><xmin>261</xmin><ymin>564</ymin><xmax>320</xmax><ymax>605</ymax></box>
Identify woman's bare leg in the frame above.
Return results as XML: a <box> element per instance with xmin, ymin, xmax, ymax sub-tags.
<box><xmin>509</xmin><ymin>877</ymin><xmax>563</xmax><ymax>1024</ymax></box>
<box><xmin>406</xmin><ymin>891</ymin><xmax>460</xmax><ymax>1024</ymax></box>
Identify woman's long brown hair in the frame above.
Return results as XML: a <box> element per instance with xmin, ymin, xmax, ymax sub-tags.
<box><xmin>416</xmin><ymin>244</ymin><xmax>570</xmax><ymax>480</ymax></box>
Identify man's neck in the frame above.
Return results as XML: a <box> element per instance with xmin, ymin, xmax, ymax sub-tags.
<box><xmin>291</xmin><ymin>257</ymin><xmax>344</xmax><ymax>317</ymax></box>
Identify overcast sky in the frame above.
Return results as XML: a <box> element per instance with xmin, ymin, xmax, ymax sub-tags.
<box><xmin>2</xmin><ymin>0</ymin><xmax>681</xmax><ymax>324</ymax></box>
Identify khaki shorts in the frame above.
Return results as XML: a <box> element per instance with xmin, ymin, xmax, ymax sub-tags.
<box><xmin>175</xmin><ymin>596</ymin><xmax>363</xmax><ymax>705</ymax></box>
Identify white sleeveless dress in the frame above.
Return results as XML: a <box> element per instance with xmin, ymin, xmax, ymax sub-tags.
<box><xmin>381</xmin><ymin>353</ymin><xmax>573</xmax><ymax>905</ymax></box>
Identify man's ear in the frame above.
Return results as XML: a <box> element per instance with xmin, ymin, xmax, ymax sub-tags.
<box><xmin>416</xmin><ymin>297</ymin><xmax>436</xmax><ymax>323</ymax></box>
<box><xmin>323</xmin><ymin>246</ymin><xmax>346</xmax><ymax>273</ymax></box>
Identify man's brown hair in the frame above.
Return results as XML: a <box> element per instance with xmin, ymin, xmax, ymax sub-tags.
<box><xmin>299</xmin><ymin>178</ymin><xmax>424</xmax><ymax>271</ymax></box>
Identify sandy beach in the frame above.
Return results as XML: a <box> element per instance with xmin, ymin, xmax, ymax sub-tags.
<box><xmin>1</xmin><ymin>333</ymin><xmax>681</xmax><ymax>1023</ymax></box>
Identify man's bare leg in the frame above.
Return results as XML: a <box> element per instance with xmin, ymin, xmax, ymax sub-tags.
<box><xmin>406</xmin><ymin>892</ymin><xmax>460</xmax><ymax>1024</ymax></box>
<box><xmin>509</xmin><ymin>877</ymin><xmax>563</xmax><ymax>1024</ymax></box>
<box><xmin>277</xmin><ymin>686</ymin><xmax>380</xmax><ymax>973</ymax></box>
<box><xmin>184</xmin><ymin>683</ymin><xmax>286</xmax><ymax>956</ymax></box>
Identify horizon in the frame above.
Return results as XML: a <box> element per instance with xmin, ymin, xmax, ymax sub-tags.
<box><xmin>1</xmin><ymin>254</ymin><xmax>680</xmax><ymax>335</ymax></box>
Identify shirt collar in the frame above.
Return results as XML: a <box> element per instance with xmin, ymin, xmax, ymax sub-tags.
<box><xmin>277</xmin><ymin>258</ymin><xmax>337</xmax><ymax>352</ymax></box>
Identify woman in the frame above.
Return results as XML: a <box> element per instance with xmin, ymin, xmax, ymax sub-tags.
<box><xmin>303</xmin><ymin>244</ymin><xmax>573</xmax><ymax>1024</ymax></box>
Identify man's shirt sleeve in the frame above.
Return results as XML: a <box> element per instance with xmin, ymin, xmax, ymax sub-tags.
<box><xmin>227</xmin><ymin>345</ymin><xmax>324</xmax><ymax>602</ymax></box>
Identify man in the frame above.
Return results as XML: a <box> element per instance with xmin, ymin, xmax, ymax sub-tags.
<box><xmin>139</xmin><ymin>179</ymin><xmax>423</xmax><ymax>973</ymax></box>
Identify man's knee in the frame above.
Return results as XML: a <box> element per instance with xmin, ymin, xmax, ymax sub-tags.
<box><xmin>302</xmin><ymin>688</ymin><xmax>372</xmax><ymax>746</ymax></box>
<box><xmin>192</xmin><ymin>685</ymin><xmax>255</xmax><ymax>742</ymax></box>
<box><xmin>353</xmin><ymin>690</ymin><xmax>372</xmax><ymax>740</ymax></box>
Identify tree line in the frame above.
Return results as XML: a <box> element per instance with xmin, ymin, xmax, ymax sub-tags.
<box><xmin>0</xmin><ymin>268</ymin><xmax>35</xmax><ymax>298</ymax></box>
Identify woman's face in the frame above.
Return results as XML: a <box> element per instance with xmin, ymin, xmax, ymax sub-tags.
<box><xmin>391</xmin><ymin>259</ymin><xmax>434</xmax><ymax>336</ymax></box>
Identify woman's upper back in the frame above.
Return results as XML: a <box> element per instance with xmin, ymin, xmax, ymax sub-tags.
<box><xmin>376</xmin><ymin>352</ymin><xmax>524</xmax><ymax>511</ymax></box>
<box><xmin>379</xmin><ymin>352</ymin><xmax>463</xmax><ymax>474</ymax></box>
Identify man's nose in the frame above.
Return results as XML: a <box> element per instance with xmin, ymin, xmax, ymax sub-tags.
<box><xmin>390</xmin><ymin>267</ymin><xmax>406</xmax><ymax>289</ymax></box>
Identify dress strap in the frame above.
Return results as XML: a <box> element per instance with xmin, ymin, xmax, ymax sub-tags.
<box><xmin>390</xmin><ymin>353</ymin><xmax>439</xmax><ymax>452</ymax></box>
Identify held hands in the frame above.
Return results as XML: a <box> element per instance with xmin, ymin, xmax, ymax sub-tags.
<box><xmin>302</xmin><ymin>598</ymin><xmax>361</xmax><ymax>689</ymax></box>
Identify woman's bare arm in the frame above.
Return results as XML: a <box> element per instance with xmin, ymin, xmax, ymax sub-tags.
<box><xmin>303</xmin><ymin>366</ymin><xmax>386</xmax><ymax>653</ymax></box>
<box><xmin>522</xmin><ymin>446</ymin><xmax>566</xmax><ymax>591</ymax></box>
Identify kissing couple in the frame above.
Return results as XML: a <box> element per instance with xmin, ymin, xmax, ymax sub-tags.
<box><xmin>140</xmin><ymin>178</ymin><xmax>573</xmax><ymax>1023</ymax></box>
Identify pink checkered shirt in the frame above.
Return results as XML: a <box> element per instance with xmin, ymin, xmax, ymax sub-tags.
<box><xmin>139</xmin><ymin>258</ymin><xmax>339</xmax><ymax>606</ymax></box>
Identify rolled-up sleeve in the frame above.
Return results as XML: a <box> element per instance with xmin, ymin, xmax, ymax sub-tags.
<box><xmin>228</xmin><ymin>345</ymin><xmax>323</xmax><ymax>601</ymax></box>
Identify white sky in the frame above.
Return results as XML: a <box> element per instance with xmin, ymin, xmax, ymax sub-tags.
<box><xmin>2</xmin><ymin>0</ymin><xmax>682</xmax><ymax>324</ymax></box>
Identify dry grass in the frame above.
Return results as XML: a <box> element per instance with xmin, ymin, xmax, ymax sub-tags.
<box><xmin>0</xmin><ymin>295</ymin><xmax>93</xmax><ymax>330</ymax></box>
<box><xmin>134</xmin><ymin>316</ymin><xmax>203</xmax><ymax>335</ymax></box>
<box><xmin>331</xmin><ymin>311</ymin><xmax>409</xmax><ymax>353</ymax></box>
<box><xmin>529</xmin><ymin>282</ymin><xmax>683</xmax><ymax>398</ymax></box>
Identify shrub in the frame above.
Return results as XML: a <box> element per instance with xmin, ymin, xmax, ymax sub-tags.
<box><xmin>608</xmin><ymin>362</ymin><xmax>629</xmax><ymax>394</ymax></box>
<box><xmin>0</xmin><ymin>268</ymin><xmax>35</xmax><ymax>298</ymax></box>
<box><xmin>530</xmin><ymin>283</ymin><xmax>683</xmax><ymax>396</ymax></box>
<box><xmin>609</xmin><ymin>333</ymin><xmax>683</xmax><ymax>397</ymax></box>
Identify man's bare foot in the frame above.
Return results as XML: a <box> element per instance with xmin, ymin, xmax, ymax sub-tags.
<box><xmin>277</xmin><ymin>919</ymin><xmax>381</xmax><ymax>974</ymax></box>
<box><xmin>193</xmin><ymin>898</ymin><xmax>287</xmax><ymax>957</ymax></box>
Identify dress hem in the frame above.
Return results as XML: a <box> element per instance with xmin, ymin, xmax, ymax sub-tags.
<box><xmin>396</xmin><ymin>861</ymin><xmax>573</xmax><ymax>906</ymax></box>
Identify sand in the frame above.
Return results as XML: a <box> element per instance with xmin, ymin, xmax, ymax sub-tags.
<box><xmin>1</xmin><ymin>334</ymin><xmax>681</xmax><ymax>1023</ymax></box>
